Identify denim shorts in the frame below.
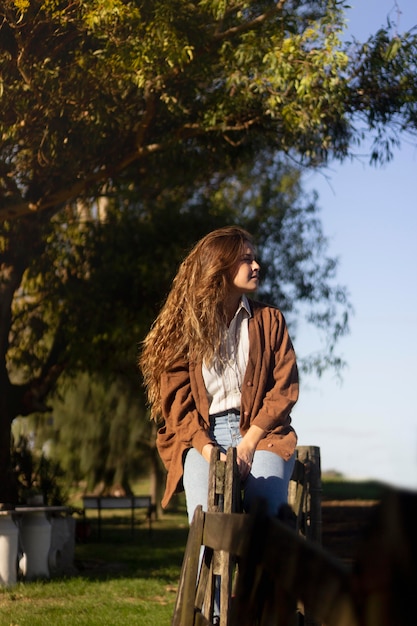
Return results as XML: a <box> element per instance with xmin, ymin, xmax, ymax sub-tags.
<box><xmin>183</xmin><ymin>411</ymin><xmax>295</xmax><ymax>522</ymax></box>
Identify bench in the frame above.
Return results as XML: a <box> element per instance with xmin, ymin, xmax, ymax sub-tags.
<box><xmin>81</xmin><ymin>495</ymin><xmax>154</xmax><ymax>539</ymax></box>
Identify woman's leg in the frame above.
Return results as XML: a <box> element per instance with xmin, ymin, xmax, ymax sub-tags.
<box><xmin>242</xmin><ymin>450</ymin><xmax>295</xmax><ymax>517</ymax></box>
<box><xmin>183</xmin><ymin>448</ymin><xmax>210</xmax><ymax>524</ymax></box>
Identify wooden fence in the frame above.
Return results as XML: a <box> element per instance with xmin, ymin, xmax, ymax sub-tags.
<box><xmin>172</xmin><ymin>446</ymin><xmax>417</xmax><ymax>626</ymax></box>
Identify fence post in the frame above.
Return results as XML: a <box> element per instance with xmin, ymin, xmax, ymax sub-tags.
<box><xmin>296</xmin><ymin>445</ymin><xmax>322</xmax><ymax>546</ymax></box>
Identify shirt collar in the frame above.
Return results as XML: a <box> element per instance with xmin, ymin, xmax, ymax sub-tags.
<box><xmin>239</xmin><ymin>295</ymin><xmax>252</xmax><ymax>318</ymax></box>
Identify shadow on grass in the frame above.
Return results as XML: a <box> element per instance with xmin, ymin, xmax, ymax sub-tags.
<box><xmin>71</xmin><ymin>481</ymin><xmax>386</xmax><ymax>586</ymax></box>
<box><xmin>73</xmin><ymin>512</ymin><xmax>189</xmax><ymax>585</ymax></box>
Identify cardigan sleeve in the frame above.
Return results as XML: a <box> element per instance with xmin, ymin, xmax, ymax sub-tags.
<box><xmin>247</xmin><ymin>307</ymin><xmax>299</xmax><ymax>434</ymax></box>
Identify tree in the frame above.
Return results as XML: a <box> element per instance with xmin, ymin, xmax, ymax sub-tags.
<box><xmin>7</xmin><ymin>157</ymin><xmax>350</xmax><ymax>503</ymax></box>
<box><xmin>1</xmin><ymin>0</ymin><xmax>416</xmax><ymax>221</ymax></box>
<box><xmin>1</xmin><ymin>0</ymin><xmax>416</xmax><ymax>502</ymax></box>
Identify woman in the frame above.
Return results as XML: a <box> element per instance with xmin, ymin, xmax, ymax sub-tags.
<box><xmin>139</xmin><ymin>226</ymin><xmax>299</xmax><ymax>522</ymax></box>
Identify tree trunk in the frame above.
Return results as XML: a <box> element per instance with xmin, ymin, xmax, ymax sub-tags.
<box><xmin>0</xmin><ymin>372</ymin><xmax>15</xmax><ymax>505</ymax></box>
<box><xmin>0</xmin><ymin>242</ymin><xmax>27</xmax><ymax>504</ymax></box>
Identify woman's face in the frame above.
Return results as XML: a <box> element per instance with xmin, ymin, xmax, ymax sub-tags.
<box><xmin>231</xmin><ymin>244</ymin><xmax>260</xmax><ymax>295</ymax></box>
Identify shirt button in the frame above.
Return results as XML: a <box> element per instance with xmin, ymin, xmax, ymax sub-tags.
<box><xmin>246</xmin><ymin>381</ymin><xmax>253</xmax><ymax>387</ymax></box>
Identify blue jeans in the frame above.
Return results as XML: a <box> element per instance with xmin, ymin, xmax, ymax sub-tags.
<box><xmin>183</xmin><ymin>411</ymin><xmax>295</xmax><ymax>523</ymax></box>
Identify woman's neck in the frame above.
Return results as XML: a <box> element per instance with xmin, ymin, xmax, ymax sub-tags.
<box><xmin>225</xmin><ymin>294</ymin><xmax>241</xmax><ymax>326</ymax></box>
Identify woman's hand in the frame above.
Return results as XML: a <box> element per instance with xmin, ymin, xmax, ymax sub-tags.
<box><xmin>201</xmin><ymin>443</ymin><xmax>226</xmax><ymax>463</ymax></box>
<box><xmin>236</xmin><ymin>424</ymin><xmax>266</xmax><ymax>481</ymax></box>
<box><xmin>202</xmin><ymin>443</ymin><xmax>215</xmax><ymax>463</ymax></box>
<box><xmin>236</xmin><ymin>440</ymin><xmax>255</xmax><ymax>481</ymax></box>
<box><xmin>202</xmin><ymin>422</ymin><xmax>266</xmax><ymax>479</ymax></box>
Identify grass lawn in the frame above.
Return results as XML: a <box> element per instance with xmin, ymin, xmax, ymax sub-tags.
<box><xmin>0</xmin><ymin>507</ymin><xmax>189</xmax><ymax>626</ymax></box>
<box><xmin>0</xmin><ymin>479</ymin><xmax>385</xmax><ymax>625</ymax></box>
<box><xmin>321</xmin><ymin>477</ymin><xmax>385</xmax><ymax>501</ymax></box>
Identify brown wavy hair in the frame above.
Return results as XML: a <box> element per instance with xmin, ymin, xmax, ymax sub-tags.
<box><xmin>139</xmin><ymin>226</ymin><xmax>253</xmax><ymax>420</ymax></box>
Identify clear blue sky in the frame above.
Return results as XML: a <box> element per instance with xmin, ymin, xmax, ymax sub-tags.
<box><xmin>292</xmin><ymin>0</ymin><xmax>417</xmax><ymax>490</ymax></box>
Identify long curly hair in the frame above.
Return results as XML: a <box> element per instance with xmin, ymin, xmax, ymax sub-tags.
<box><xmin>139</xmin><ymin>226</ymin><xmax>253</xmax><ymax>420</ymax></box>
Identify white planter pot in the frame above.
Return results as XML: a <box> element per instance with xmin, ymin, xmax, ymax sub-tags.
<box><xmin>0</xmin><ymin>514</ymin><xmax>19</xmax><ymax>586</ymax></box>
<box><xmin>19</xmin><ymin>511</ymin><xmax>52</xmax><ymax>580</ymax></box>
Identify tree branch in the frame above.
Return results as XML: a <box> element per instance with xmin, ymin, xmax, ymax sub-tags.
<box><xmin>213</xmin><ymin>1</ymin><xmax>286</xmax><ymax>41</ymax></box>
<box><xmin>1</xmin><ymin>112</ymin><xmax>263</xmax><ymax>221</ymax></box>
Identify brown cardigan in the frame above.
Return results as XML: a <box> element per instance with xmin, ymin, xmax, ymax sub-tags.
<box><xmin>157</xmin><ymin>300</ymin><xmax>299</xmax><ymax>508</ymax></box>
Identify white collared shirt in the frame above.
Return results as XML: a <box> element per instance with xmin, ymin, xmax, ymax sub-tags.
<box><xmin>202</xmin><ymin>295</ymin><xmax>251</xmax><ymax>415</ymax></box>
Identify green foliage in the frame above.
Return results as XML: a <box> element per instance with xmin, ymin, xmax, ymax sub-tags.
<box><xmin>2</xmin><ymin>0</ymin><xmax>416</xmax><ymax>219</ymax></box>
<box><xmin>9</xmin><ymin>155</ymin><xmax>351</xmax><ymax>383</ymax></box>
<box><xmin>10</xmin><ymin>433</ymin><xmax>68</xmax><ymax>505</ymax></box>
<box><xmin>347</xmin><ymin>25</ymin><xmax>417</xmax><ymax>162</ymax></box>
<box><xmin>33</xmin><ymin>372</ymin><xmax>150</xmax><ymax>491</ymax></box>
